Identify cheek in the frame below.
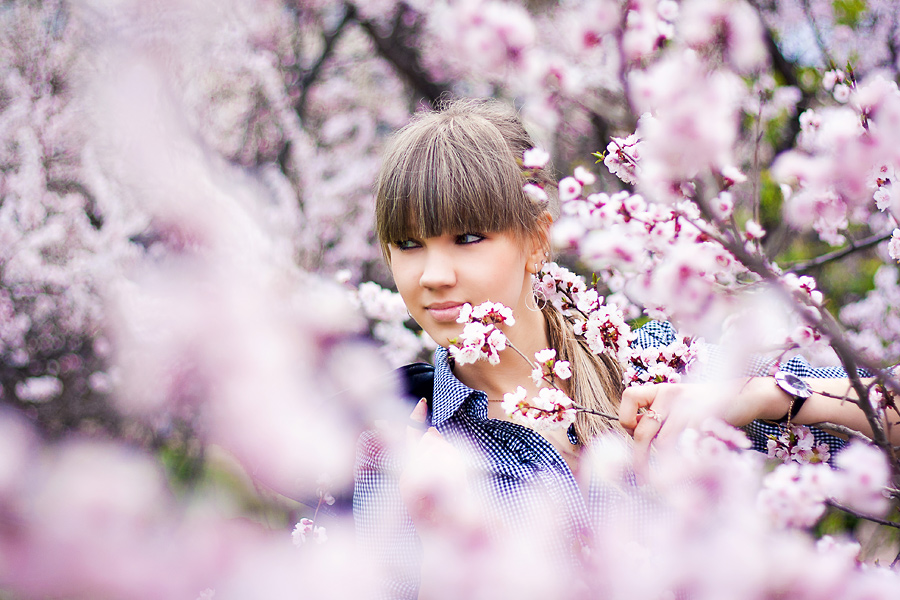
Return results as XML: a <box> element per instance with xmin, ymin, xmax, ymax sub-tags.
<box><xmin>389</xmin><ymin>259</ymin><xmax>420</xmax><ymax>300</ymax></box>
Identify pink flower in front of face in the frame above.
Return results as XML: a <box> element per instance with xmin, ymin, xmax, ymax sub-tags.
<box><xmin>448</xmin><ymin>343</ymin><xmax>480</xmax><ymax>365</ymax></box>
<box><xmin>485</xmin><ymin>329</ymin><xmax>508</xmax><ymax>364</ymax></box>
<box><xmin>456</xmin><ymin>303</ymin><xmax>473</xmax><ymax>324</ymax></box>
<box><xmin>558</xmin><ymin>177</ymin><xmax>583</xmax><ymax>202</ymax></box>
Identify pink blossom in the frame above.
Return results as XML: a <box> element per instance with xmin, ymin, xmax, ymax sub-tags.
<box><xmin>832</xmin><ymin>441</ymin><xmax>891</xmax><ymax>516</ymax></box>
<box><xmin>873</xmin><ymin>186</ymin><xmax>892</xmax><ymax>211</ymax></box>
<box><xmin>558</xmin><ymin>176</ymin><xmax>583</xmax><ymax>202</ymax></box>
<box><xmin>822</xmin><ymin>70</ymin><xmax>844</xmax><ymax>91</ymax></box>
<box><xmin>712</xmin><ymin>191</ymin><xmax>734</xmax><ymax>220</ymax></box>
<box><xmin>553</xmin><ymin>360</ymin><xmax>572</xmax><ymax>379</ymax></box>
<box><xmin>888</xmin><ymin>229</ymin><xmax>900</xmax><ymax>261</ymax></box>
<box><xmin>833</xmin><ymin>84</ymin><xmax>851</xmax><ymax>103</ymax></box>
<box><xmin>573</xmin><ymin>165</ymin><xmax>596</xmax><ymax>186</ymax></box>
<box><xmin>523</xmin><ymin>182</ymin><xmax>549</xmax><ymax>203</ymax></box>
<box><xmin>535</xmin><ymin>348</ymin><xmax>556</xmax><ymax>363</ymax></box>
<box><xmin>758</xmin><ymin>462</ymin><xmax>832</xmax><ymax>529</ymax></box>
<box><xmin>744</xmin><ymin>219</ymin><xmax>766</xmax><ymax>240</ymax></box>
<box><xmin>523</xmin><ymin>147</ymin><xmax>550</xmax><ymax>168</ymax></box>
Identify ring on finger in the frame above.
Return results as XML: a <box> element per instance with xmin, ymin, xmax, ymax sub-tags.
<box><xmin>642</xmin><ymin>409</ymin><xmax>662</xmax><ymax>423</ymax></box>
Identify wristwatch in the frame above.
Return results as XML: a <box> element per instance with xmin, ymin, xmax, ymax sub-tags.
<box><xmin>774</xmin><ymin>369</ymin><xmax>813</xmax><ymax>423</ymax></box>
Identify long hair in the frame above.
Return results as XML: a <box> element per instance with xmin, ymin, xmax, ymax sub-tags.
<box><xmin>375</xmin><ymin>98</ymin><xmax>625</xmax><ymax>442</ymax></box>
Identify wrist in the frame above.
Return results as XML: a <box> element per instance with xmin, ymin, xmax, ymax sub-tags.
<box><xmin>747</xmin><ymin>376</ymin><xmax>795</xmax><ymax>422</ymax></box>
<box><xmin>773</xmin><ymin>370</ymin><xmax>813</xmax><ymax>422</ymax></box>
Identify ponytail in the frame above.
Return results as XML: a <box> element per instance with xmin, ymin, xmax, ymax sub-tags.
<box><xmin>542</xmin><ymin>303</ymin><xmax>626</xmax><ymax>443</ymax></box>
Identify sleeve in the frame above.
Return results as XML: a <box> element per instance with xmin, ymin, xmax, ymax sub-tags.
<box><xmin>353</xmin><ymin>430</ymin><xmax>422</xmax><ymax>600</ymax></box>
<box><xmin>630</xmin><ymin>320</ymin><xmax>848</xmax><ymax>459</ymax></box>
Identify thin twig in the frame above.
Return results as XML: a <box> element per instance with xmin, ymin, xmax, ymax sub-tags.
<box><xmin>826</xmin><ymin>500</ymin><xmax>900</xmax><ymax>530</ymax></box>
<box><xmin>808</xmin><ymin>421</ymin><xmax>873</xmax><ymax>443</ymax></box>
<box><xmin>573</xmin><ymin>404</ymin><xmax>620</xmax><ymax>421</ymax></box>
<box><xmin>787</xmin><ymin>230</ymin><xmax>893</xmax><ymax>274</ymax></box>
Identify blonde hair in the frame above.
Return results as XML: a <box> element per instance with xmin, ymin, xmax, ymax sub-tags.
<box><xmin>375</xmin><ymin>98</ymin><xmax>625</xmax><ymax>443</ymax></box>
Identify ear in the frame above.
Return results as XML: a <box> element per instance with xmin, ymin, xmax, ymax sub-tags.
<box><xmin>526</xmin><ymin>210</ymin><xmax>553</xmax><ymax>274</ymax></box>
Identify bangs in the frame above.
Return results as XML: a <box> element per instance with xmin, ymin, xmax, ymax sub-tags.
<box><xmin>376</xmin><ymin>110</ymin><xmax>538</xmax><ymax>253</ymax></box>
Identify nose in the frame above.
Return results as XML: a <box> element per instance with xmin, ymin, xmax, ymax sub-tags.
<box><xmin>419</xmin><ymin>246</ymin><xmax>457</xmax><ymax>289</ymax></box>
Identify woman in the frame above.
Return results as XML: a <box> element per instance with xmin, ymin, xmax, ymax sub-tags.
<box><xmin>354</xmin><ymin>98</ymin><xmax>898</xmax><ymax>599</ymax></box>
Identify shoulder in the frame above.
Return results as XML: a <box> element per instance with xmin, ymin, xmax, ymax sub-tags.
<box><xmin>632</xmin><ymin>320</ymin><xmax>678</xmax><ymax>349</ymax></box>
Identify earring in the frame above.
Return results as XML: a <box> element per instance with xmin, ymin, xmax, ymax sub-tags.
<box><xmin>526</xmin><ymin>271</ymin><xmax>548</xmax><ymax>312</ymax></box>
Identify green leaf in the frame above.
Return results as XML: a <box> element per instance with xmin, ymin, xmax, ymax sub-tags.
<box><xmin>833</xmin><ymin>0</ymin><xmax>867</xmax><ymax>27</ymax></box>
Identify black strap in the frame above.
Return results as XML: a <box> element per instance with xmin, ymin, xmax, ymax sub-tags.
<box><xmin>396</xmin><ymin>362</ymin><xmax>434</xmax><ymax>426</ymax></box>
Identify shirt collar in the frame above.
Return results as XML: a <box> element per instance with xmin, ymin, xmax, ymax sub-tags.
<box><xmin>432</xmin><ymin>346</ymin><xmax>487</xmax><ymax>426</ymax></box>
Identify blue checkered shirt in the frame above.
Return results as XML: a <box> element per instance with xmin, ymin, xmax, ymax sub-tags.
<box><xmin>353</xmin><ymin>321</ymin><xmax>852</xmax><ymax>599</ymax></box>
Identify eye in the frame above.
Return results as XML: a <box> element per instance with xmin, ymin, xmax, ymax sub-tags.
<box><xmin>393</xmin><ymin>239</ymin><xmax>421</xmax><ymax>250</ymax></box>
<box><xmin>456</xmin><ymin>233</ymin><xmax>485</xmax><ymax>245</ymax></box>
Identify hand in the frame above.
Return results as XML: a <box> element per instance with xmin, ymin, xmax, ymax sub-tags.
<box><xmin>618</xmin><ymin>379</ymin><xmax>780</xmax><ymax>472</ymax></box>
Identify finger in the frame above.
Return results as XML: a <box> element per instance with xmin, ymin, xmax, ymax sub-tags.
<box><xmin>410</xmin><ymin>397</ymin><xmax>428</xmax><ymax>424</ymax></box>
<box><xmin>406</xmin><ymin>398</ymin><xmax>429</xmax><ymax>449</ymax></box>
<box><xmin>631</xmin><ymin>408</ymin><xmax>664</xmax><ymax>474</ymax></box>
<box><xmin>619</xmin><ymin>385</ymin><xmax>658</xmax><ymax>432</ymax></box>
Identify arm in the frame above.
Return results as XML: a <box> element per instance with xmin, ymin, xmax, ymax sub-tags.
<box><xmin>618</xmin><ymin>376</ymin><xmax>900</xmax><ymax>465</ymax></box>
<box><xmin>743</xmin><ymin>376</ymin><xmax>899</xmax><ymax>444</ymax></box>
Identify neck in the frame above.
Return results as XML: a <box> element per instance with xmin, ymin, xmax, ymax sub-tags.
<box><xmin>451</xmin><ymin>306</ymin><xmax>551</xmax><ymax>400</ymax></box>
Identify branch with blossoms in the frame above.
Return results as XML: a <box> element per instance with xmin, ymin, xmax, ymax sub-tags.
<box><xmin>526</xmin><ymin>67</ymin><xmax>900</xmax><ymax>477</ymax></box>
<box><xmin>449</xmin><ymin>301</ymin><xmax>619</xmax><ymax>429</ymax></box>
<box><xmin>450</xmin><ymin>286</ymin><xmax>703</xmax><ymax>431</ymax></box>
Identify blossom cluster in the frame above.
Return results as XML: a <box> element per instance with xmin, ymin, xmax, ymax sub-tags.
<box><xmin>531</xmin><ymin>348</ymin><xmax>572</xmax><ymax>387</ymax></box>
<box><xmin>624</xmin><ymin>336</ymin><xmax>699</xmax><ymax>386</ymax></box>
<box><xmin>535</xmin><ymin>261</ymin><xmax>636</xmax><ymax>362</ymax></box>
<box><xmin>758</xmin><ymin>440</ymin><xmax>891</xmax><ymax>529</ymax></box>
<box><xmin>774</xmin><ymin>75</ymin><xmax>900</xmax><ymax>248</ymax></box>
<box><xmin>766</xmin><ymin>424</ymin><xmax>832</xmax><ymax>465</ymax></box>
<box><xmin>502</xmin><ymin>385</ymin><xmax>577</xmax><ymax>430</ymax></box>
<box><xmin>448</xmin><ymin>302</ymin><xmax>514</xmax><ymax>366</ymax></box>
<box><xmin>291</xmin><ymin>518</ymin><xmax>327</xmax><ymax>546</ymax></box>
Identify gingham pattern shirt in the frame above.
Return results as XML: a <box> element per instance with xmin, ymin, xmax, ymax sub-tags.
<box><xmin>354</xmin><ymin>321</ymin><xmax>852</xmax><ymax>599</ymax></box>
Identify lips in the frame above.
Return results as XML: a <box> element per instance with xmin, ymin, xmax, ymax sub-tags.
<box><xmin>426</xmin><ymin>302</ymin><xmax>464</xmax><ymax>323</ymax></box>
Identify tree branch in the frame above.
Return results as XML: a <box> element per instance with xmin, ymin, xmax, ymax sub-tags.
<box><xmin>692</xmin><ymin>192</ymin><xmax>900</xmax><ymax>478</ymax></box>
<box><xmin>826</xmin><ymin>499</ymin><xmax>900</xmax><ymax>529</ymax></box>
<box><xmin>787</xmin><ymin>230</ymin><xmax>893</xmax><ymax>274</ymax></box>
<box><xmin>355</xmin><ymin>3</ymin><xmax>451</xmax><ymax>107</ymax></box>
<box><xmin>809</xmin><ymin>421</ymin><xmax>874</xmax><ymax>443</ymax></box>
<box><xmin>294</xmin><ymin>3</ymin><xmax>357</xmax><ymax>118</ymax></box>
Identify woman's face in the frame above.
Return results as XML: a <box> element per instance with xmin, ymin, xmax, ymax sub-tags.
<box><xmin>389</xmin><ymin>230</ymin><xmax>539</xmax><ymax>347</ymax></box>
